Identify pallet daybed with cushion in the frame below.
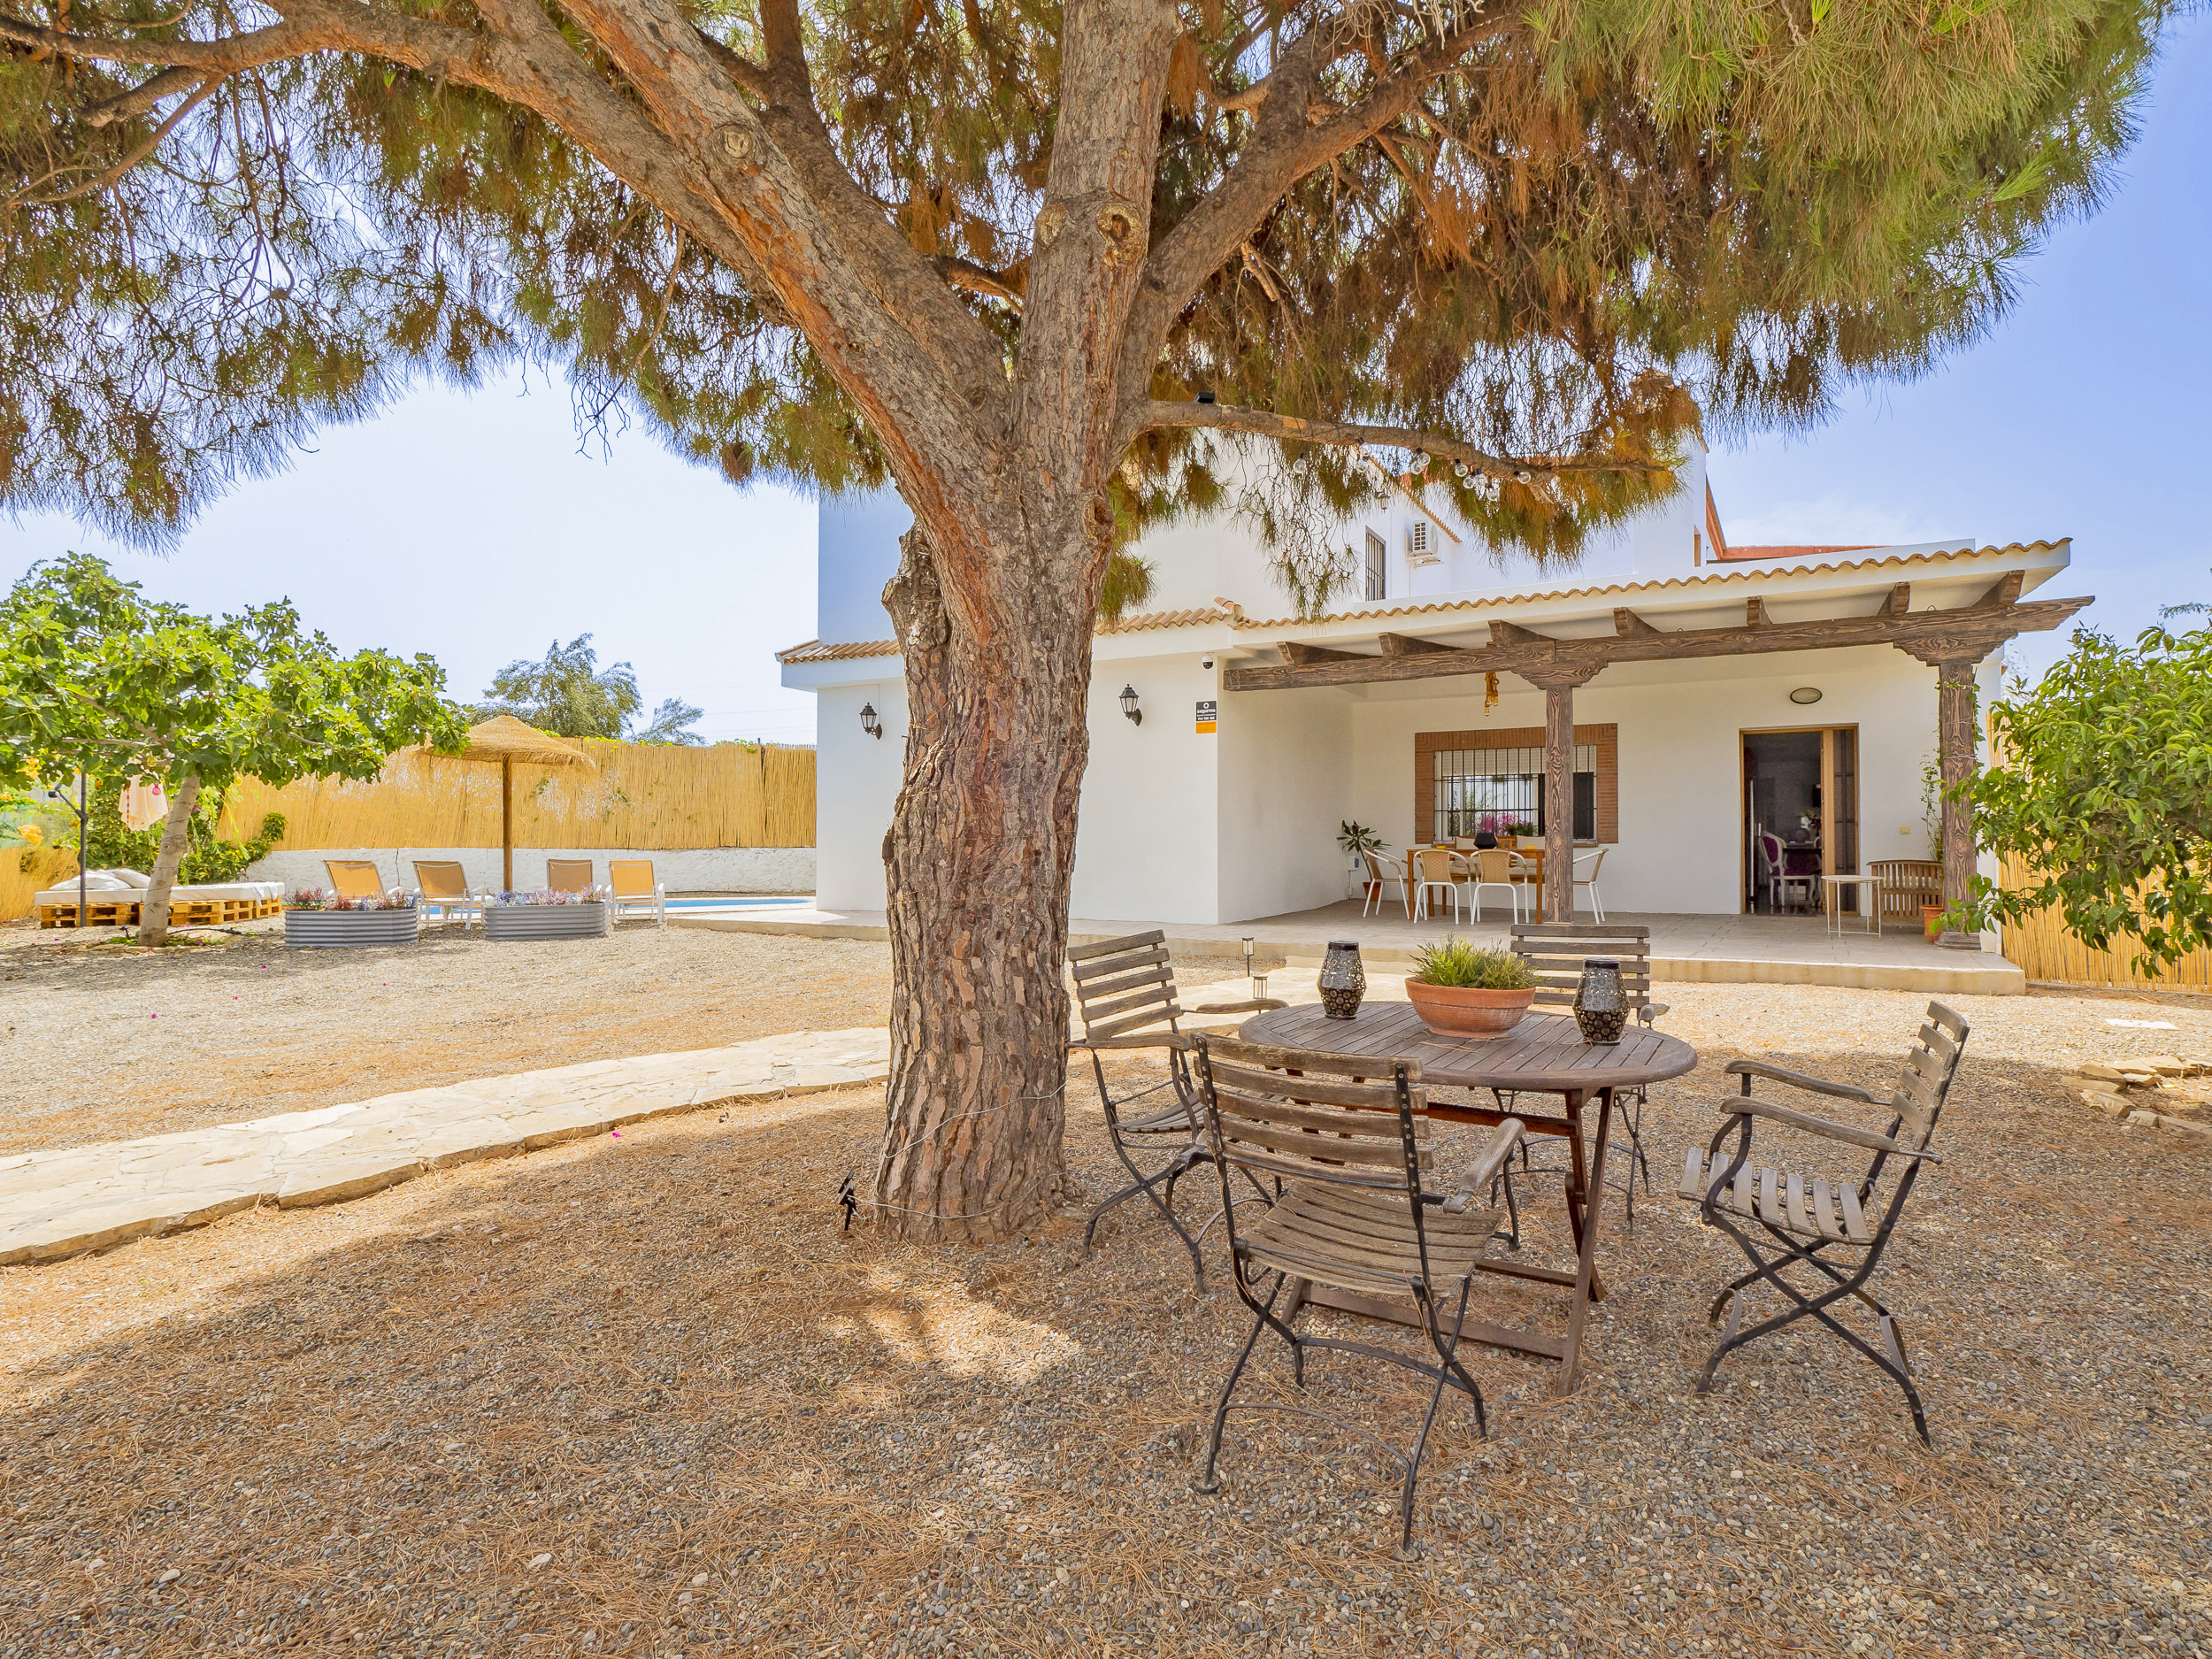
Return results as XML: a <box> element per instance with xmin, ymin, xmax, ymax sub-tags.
<box><xmin>36</xmin><ymin>869</ymin><xmax>284</xmax><ymax>929</ymax></box>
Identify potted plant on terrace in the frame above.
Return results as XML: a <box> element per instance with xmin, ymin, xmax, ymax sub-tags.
<box><xmin>1336</xmin><ymin>820</ymin><xmax>1387</xmax><ymax>901</ymax></box>
<box><xmin>1405</xmin><ymin>937</ymin><xmax>1539</xmax><ymax>1039</ymax></box>
<box><xmin>283</xmin><ymin>887</ymin><xmax>421</xmax><ymax>948</ymax></box>
<box><xmin>481</xmin><ymin>886</ymin><xmax>612</xmax><ymax>941</ymax></box>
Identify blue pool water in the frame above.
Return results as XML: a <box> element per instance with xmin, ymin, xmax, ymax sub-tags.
<box><xmin>664</xmin><ymin>896</ymin><xmax>812</xmax><ymax>911</ymax></box>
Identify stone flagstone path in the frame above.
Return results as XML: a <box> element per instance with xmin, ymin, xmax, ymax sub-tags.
<box><xmin>0</xmin><ymin>967</ymin><xmax>1372</xmax><ymax>1269</ymax></box>
<box><xmin>0</xmin><ymin>1029</ymin><xmax>890</xmax><ymax>1267</ymax></box>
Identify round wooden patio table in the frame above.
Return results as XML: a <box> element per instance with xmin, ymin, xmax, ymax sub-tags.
<box><xmin>1235</xmin><ymin>1001</ymin><xmax>1698</xmax><ymax>1394</ymax></box>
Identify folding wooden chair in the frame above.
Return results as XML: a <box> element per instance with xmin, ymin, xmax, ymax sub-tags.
<box><xmin>1491</xmin><ymin>922</ymin><xmax>1668</xmax><ymax>1229</ymax></box>
<box><xmin>1066</xmin><ymin>931</ymin><xmax>1283</xmax><ymax>1286</ymax></box>
<box><xmin>1678</xmin><ymin>1001</ymin><xmax>1970</xmax><ymax>1445</ymax></box>
<box><xmin>1190</xmin><ymin>1033</ymin><xmax>1525</xmax><ymax>1555</ymax></box>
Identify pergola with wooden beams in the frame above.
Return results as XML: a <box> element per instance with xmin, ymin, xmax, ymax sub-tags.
<box><xmin>1224</xmin><ymin>572</ymin><xmax>2093</xmax><ymax>945</ymax></box>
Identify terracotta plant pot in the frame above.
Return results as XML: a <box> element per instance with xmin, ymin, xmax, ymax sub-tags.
<box><xmin>1405</xmin><ymin>979</ymin><xmax>1536</xmax><ymax>1039</ymax></box>
<box><xmin>1921</xmin><ymin>903</ymin><xmax>1943</xmax><ymax>942</ymax></box>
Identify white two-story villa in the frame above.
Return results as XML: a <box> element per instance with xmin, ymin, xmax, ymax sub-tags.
<box><xmin>780</xmin><ymin>440</ymin><xmax>2085</xmax><ymax>941</ymax></box>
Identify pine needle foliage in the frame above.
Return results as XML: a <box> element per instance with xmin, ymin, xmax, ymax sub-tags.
<box><xmin>0</xmin><ymin>0</ymin><xmax>2170</xmax><ymax>588</ymax></box>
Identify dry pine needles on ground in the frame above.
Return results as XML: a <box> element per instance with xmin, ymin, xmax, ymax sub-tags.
<box><xmin>1</xmin><ymin>933</ymin><xmax>2208</xmax><ymax>1658</ymax></box>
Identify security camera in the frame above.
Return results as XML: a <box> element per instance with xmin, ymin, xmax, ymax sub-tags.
<box><xmin>1202</xmin><ymin>655</ymin><xmax>1217</xmax><ymax>671</ymax></box>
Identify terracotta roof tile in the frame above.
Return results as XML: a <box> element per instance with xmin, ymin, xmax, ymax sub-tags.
<box><xmin>776</xmin><ymin>638</ymin><xmax>898</xmax><ymax>664</ymax></box>
<box><xmin>1227</xmin><ymin>542</ymin><xmax>2068</xmax><ymax>632</ymax></box>
<box><xmin>780</xmin><ymin>545</ymin><xmax>2070</xmax><ymax>661</ymax></box>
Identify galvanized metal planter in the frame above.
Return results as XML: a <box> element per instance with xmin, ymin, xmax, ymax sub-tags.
<box><xmin>482</xmin><ymin>901</ymin><xmax>611</xmax><ymax>942</ymax></box>
<box><xmin>284</xmin><ymin>907</ymin><xmax>422</xmax><ymax>949</ymax></box>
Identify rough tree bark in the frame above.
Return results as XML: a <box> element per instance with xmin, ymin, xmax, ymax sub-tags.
<box><xmin>874</xmin><ymin>522</ymin><xmax>1097</xmax><ymax>1236</ymax></box>
<box><xmin>138</xmin><ymin>772</ymin><xmax>202</xmax><ymax>947</ymax></box>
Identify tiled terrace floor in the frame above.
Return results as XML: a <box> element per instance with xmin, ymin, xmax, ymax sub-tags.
<box><xmin>684</xmin><ymin>897</ymin><xmax>2025</xmax><ymax>995</ymax></box>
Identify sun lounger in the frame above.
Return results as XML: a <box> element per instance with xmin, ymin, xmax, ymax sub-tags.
<box><xmin>412</xmin><ymin>860</ymin><xmax>482</xmax><ymax>929</ymax></box>
<box><xmin>325</xmin><ymin>860</ymin><xmax>387</xmax><ymax>901</ymax></box>
<box><xmin>546</xmin><ymin>859</ymin><xmax>594</xmax><ymax>894</ymax></box>
<box><xmin>608</xmin><ymin>860</ymin><xmax>666</xmax><ymax>927</ymax></box>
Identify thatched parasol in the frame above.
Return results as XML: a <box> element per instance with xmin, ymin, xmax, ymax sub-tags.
<box><xmin>410</xmin><ymin>715</ymin><xmax>596</xmax><ymax>891</ymax></box>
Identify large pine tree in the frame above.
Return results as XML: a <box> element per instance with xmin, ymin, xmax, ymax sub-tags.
<box><xmin>1</xmin><ymin>0</ymin><xmax>2168</xmax><ymax>1236</ymax></box>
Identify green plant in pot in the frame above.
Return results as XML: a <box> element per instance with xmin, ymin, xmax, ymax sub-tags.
<box><xmin>1405</xmin><ymin>937</ymin><xmax>1539</xmax><ymax>1039</ymax></box>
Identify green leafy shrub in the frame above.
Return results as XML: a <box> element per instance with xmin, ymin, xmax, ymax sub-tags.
<box><xmin>1409</xmin><ymin>938</ymin><xmax>1537</xmax><ymax>990</ymax></box>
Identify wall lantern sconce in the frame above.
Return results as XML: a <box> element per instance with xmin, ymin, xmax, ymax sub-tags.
<box><xmin>1788</xmin><ymin>687</ymin><xmax>1823</xmax><ymax>706</ymax></box>
<box><xmin>1118</xmin><ymin>685</ymin><xmax>1143</xmax><ymax>726</ymax></box>
<box><xmin>859</xmin><ymin>702</ymin><xmax>883</xmax><ymax>739</ymax></box>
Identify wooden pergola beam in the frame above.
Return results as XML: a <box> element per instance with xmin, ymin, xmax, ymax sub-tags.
<box><xmin>1612</xmin><ymin>608</ymin><xmax>1661</xmax><ymax>636</ymax></box>
<box><xmin>1278</xmin><ymin>640</ymin><xmax>1364</xmax><ymax>665</ymax></box>
<box><xmin>1876</xmin><ymin>582</ymin><xmax>1911</xmax><ymax>616</ymax></box>
<box><xmin>1971</xmin><ymin>571</ymin><xmax>2024</xmax><ymax>609</ymax></box>
<box><xmin>1377</xmin><ymin>632</ymin><xmax>1466</xmax><ymax>657</ymax></box>
<box><xmin>1224</xmin><ymin>594</ymin><xmax>2093</xmax><ymax>692</ymax></box>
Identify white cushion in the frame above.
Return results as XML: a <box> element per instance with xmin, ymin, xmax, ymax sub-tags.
<box><xmin>101</xmin><ymin>868</ymin><xmax>153</xmax><ymax>889</ymax></box>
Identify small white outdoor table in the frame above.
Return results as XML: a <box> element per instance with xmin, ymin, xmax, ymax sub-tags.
<box><xmin>1822</xmin><ymin>873</ymin><xmax>1882</xmax><ymax>936</ymax></box>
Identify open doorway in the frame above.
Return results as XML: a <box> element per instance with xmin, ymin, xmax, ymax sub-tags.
<box><xmin>1742</xmin><ymin>726</ymin><xmax>1858</xmax><ymax>914</ymax></box>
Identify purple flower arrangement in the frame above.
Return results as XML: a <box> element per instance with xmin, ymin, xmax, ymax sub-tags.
<box><xmin>287</xmin><ymin>887</ymin><xmax>415</xmax><ymax>911</ymax></box>
<box><xmin>486</xmin><ymin>887</ymin><xmax>611</xmax><ymax>907</ymax></box>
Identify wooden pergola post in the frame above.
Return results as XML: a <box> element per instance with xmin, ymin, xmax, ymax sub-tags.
<box><xmin>1932</xmin><ymin>656</ymin><xmax>1983</xmax><ymax>950</ymax></box>
<box><xmin>1519</xmin><ymin>662</ymin><xmax>1601</xmax><ymax>922</ymax></box>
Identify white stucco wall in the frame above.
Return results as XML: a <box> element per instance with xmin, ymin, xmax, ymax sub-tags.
<box><xmin>811</xmin><ymin>673</ymin><xmax>907</xmax><ymax>910</ymax></box>
<box><xmin>818</xmin><ymin>493</ymin><xmax>910</xmax><ymax>645</ymax></box>
<box><xmin>1217</xmin><ymin>683</ymin><xmax>1354</xmax><ymax>919</ymax></box>
<box><xmin>249</xmin><ymin>846</ymin><xmax>815</xmax><ymax>895</ymax></box>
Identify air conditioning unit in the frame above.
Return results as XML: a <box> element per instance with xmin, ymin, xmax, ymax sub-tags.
<box><xmin>1407</xmin><ymin>520</ymin><xmax>1440</xmax><ymax>566</ymax></box>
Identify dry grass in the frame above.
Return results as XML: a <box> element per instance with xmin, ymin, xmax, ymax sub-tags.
<box><xmin>2</xmin><ymin>964</ymin><xmax>2209</xmax><ymax>1658</ymax></box>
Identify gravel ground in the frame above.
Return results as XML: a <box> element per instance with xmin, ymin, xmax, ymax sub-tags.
<box><xmin>0</xmin><ymin>919</ymin><xmax>897</xmax><ymax>1155</ymax></box>
<box><xmin>2</xmin><ymin>946</ymin><xmax>2208</xmax><ymax>1658</ymax></box>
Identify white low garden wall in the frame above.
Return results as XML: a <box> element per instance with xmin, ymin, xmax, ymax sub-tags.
<box><xmin>248</xmin><ymin>846</ymin><xmax>815</xmax><ymax>895</ymax></box>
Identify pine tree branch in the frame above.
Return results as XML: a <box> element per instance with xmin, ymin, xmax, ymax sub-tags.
<box><xmin>1117</xmin><ymin>1</ymin><xmax>1524</xmax><ymax>408</ymax></box>
<box><xmin>1129</xmin><ymin>400</ymin><xmax>1664</xmax><ymax>482</ymax></box>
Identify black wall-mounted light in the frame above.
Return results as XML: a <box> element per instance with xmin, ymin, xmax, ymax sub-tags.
<box><xmin>1788</xmin><ymin>687</ymin><xmax>1824</xmax><ymax>706</ymax></box>
<box><xmin>859</xmin><ymin>702</ymin><xmax>883</xmax><ymax>739</ymax></box>
<box><xmin>1118</xmin><ymin>685</ymin><xmax>1142</xmax><ymax>726</ymax></box>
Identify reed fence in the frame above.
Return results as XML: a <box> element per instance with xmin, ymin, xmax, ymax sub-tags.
<box><xmin>1</xmin><ymin>848</ymin><xmax>81</xmax><ymax>926</ymax></box>
<box><xmin>1996</xmin><ymin>855</ymin><xmax>2212</xmax><ymax>991</ymax></box>
<box><xmin>214</xmin><ymin>740</ymin><xmax>816</xmax><ymax>852</ymax></box>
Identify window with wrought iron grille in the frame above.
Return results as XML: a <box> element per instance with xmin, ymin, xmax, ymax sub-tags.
<box><xmin>1432</xmin><ymin>743</ymin><xmax>1598</xmax><ymax>841</ymax></box>
<box><xmin>1363</xmin><ymin>529</ymin><xmax>1386</xmax><ymax>601</ymax></box>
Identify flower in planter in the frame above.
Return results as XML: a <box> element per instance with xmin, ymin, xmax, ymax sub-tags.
<box><xmin>288</xmin><ymin>886</ymin><xmax>415</xmax><ymax>911</ymax></box>
<box><xmin>488</xmin><ymin>885</ymin><xmax>611</xmax><ymax>907</ymax></box>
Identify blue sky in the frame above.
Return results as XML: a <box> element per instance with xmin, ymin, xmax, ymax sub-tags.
<box><xmin>3</xmin><ymin>14</ymin><xmax>2203</xmax><ymax>740</ymax></box>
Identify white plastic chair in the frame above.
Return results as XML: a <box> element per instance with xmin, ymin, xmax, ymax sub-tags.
<box><xmin>1412</xmin><ymin>848</ymin><xmax>1461</xmax><ymax>923</ymax></box>
<box><xmin>1466</xmin><ymin>849</ymin><xmax>1524</xmax><ymax>923</ymax></box>
<box><xmin>1571</xmin><ymin>849</ymin><xmax>1609</xmax><ymax>921</ymax></box>
<box><xmin>1362</xmin><ymin>851</ymin><xmax>1412</xmax><ymax>920</ymax></box>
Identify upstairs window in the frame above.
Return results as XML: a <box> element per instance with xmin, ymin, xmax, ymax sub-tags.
<box><xmin>1363</xmin><ymin>529</ymin><xmax>1386</xmax><ymax>601</ymax></box>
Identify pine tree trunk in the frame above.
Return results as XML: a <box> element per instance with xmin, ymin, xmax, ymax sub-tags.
<box><xmin>138</xmin><ymin>773</ymin><xmax>202</xmax><ymax>947</ymax></box>
<box><xmin>872</xmin><ymin>520</ymin><xmax>1096</xmax><ymax>1240</ymax></box>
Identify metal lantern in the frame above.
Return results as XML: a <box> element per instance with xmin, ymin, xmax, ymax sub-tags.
<box><xmin>1118</xmin><ymin>685</ymin><xmax>1142</xmax><ymax>726</ymax></box>
<box><xmin>1317</xmin><ymin>940</ymin><xmax>1367</xmax><ymax>1020</ymax></box>
<box><xmin>859</xmin><ymin>703</ymin><xmax>883</xmax><ymax>739</ymax></box>
<box><xmin>1573</xmin><ymin>958</ymin><xmax>1628</xmax><ymax>1045</ymax></box>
